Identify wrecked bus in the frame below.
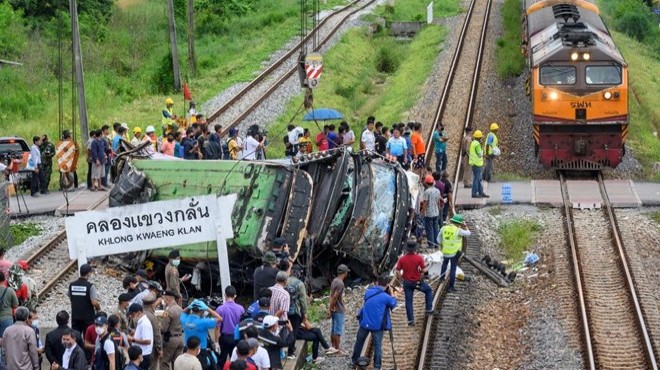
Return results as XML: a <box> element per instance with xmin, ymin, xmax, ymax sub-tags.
<box><xmin>109</xmin><ymin>147</ymin><xmax>419</xmax><ymax>288</ymax></box>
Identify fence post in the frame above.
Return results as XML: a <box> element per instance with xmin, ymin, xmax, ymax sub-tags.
<box><xmin>427</xmin><ymin>2</ymin><xmax>434</xmax><ymax>24</ymax></box>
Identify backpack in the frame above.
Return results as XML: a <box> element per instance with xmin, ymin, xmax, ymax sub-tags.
<box><xmin>93</xmin><ymin>333</ymin><xmax>125</xmax><ymax>370</ymax></box>
<box><xmin>285</xmin><ymin>279</ymin><xmax>302</xmax><ymax>316</ymax></box>
<box><xmin>197</xmin><ymin>348</ymin><xmax>218</xmax><ymax>370</ymax></box>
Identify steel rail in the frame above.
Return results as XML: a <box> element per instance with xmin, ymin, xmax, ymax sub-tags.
<box><xmin>220</xmin><ymin>0</ymin><xmax>378</xmax><ymax>135</ymax></box>
<box><xmin>207</xmin><ymin>0</ymin><xmax>365</xmax><ymax>124</ymax></box>
<box><xmin>597</xmin><ymin>172</ymin><xmax>658</xmax><ymax>370</ymax></box>
<box><xmin>558</xmin><ymin>171</ymin><xmax>596</xmax><ymax>370</ymax></box>
<box><xmin>28</xmin><ymin>194</ymin><xmax>109</xmax><ymax>301</ymax></box>
<box><xmin>417</xmin><ymin>0</ymin><xmax>492</xmax><ymax>367</ymax></box>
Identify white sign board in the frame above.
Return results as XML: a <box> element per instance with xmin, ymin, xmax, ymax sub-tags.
<box><xmin>427</xmin><ymin>2</ymin><xmax>433</xmax><ymax>24</ymax></box>
<box><xmin>65</xmin><ymin>194</ymin><xmax>238</xmax><ymax>297</ymax></box>
<box><xmin>66</xmin><ymin>195</ymin><xmax>219</xmax><ymax>259</ymax></box>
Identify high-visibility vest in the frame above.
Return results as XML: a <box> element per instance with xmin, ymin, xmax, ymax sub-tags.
<box><xmin>440</xmin><ymin>224</ymin><xmax>462</xmax><ymax>256</ymax></box>
<box><xmin>469</xmin><ymin>140</ymin><xmax>483</xmax><ymax>167</ymax></box>
<box><xmin>486</xmin><ymin>132</ymin><xmax>498</xmax><ymax>155</ymax></box>
<box><xmin>162</xmin><ymin>107</ymin><xmax>173</xmax><ymax>127</ymax></box>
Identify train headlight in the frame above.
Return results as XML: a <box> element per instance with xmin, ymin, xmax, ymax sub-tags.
<box><xmin>570</xmin><ymin>52</ymin><xmax>579</xmax><ymax>61</ymax></box>
<box><xmin>603</xmin><ymin>91</ymin><xmax>612</xmax><ymax>100</ymax></box>
<box><xmin>549</xmin><ymin>91</ymin><xmax>559</xmax><ymax>100</ymax></box>
<box><xmin>582</xmin><ymin>52</ymin><xmax>590</xmax><ymax>61</ymax></box>
<box><xmin>613</xmin><ymin>92</ymin><xmax>620</xmax><ymax>99</ymax></box>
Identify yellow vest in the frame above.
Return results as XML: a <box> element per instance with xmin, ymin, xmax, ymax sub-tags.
<box><xmin>440</xmin><ymin>224</ymin><xmax>462</xmax><ymax>256</ymax></box>
<box><xmin>469</xmin><ymin>140</ymin><xmax>483</xmax><ymax>167</ymax></box>
<box><xmin>486</xmin><ymin>132</ymin><xmax>498</xmax><ymax>155</ymax></box>
<box><xmin>162</xmin><ymin>107</ymin><xmax>173</xmax><ymax>127</ymax></box>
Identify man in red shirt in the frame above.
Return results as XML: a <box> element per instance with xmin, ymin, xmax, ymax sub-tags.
<box><xmin>315</xmin><ymin>125</ymin><xmax>329</xmax><ymax>151</ymax></box>
<box><xmin>395</xmin><ymin>241</ymin><xmax>434</xmax><ymax>326</ymax></box>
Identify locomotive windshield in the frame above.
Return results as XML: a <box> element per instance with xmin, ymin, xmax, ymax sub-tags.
<box><xmin>585</xmin><ymin>65</ymin><xmax>622</xmax><ymax>85</ymax></box>
<box><xmin>540</xmin><ymin>65</ymin><xmax>576</xmax><ymax>85</ymax></box>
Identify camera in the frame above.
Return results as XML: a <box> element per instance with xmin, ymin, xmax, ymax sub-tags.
<box><xmin>278</xmin><ymin>320</ymin><xmax>289</xmax><ymax>326</ymax></box>
<box><xmin>246</xmin><ymin>124</ymin><xmax>267</xmax><ymax>139</ymax></box>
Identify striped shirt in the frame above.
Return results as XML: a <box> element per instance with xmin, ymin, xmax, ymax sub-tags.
<box><xmin>268</xmin><ymin>284</ymin><xmax>290</xmax><ymax>320</ymax></box>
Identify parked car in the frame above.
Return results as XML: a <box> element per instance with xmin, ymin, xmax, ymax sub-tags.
<box><xmin>0</xmin><ymin>137</ymin><xmax>31</xmax><ymax>190</ymax></box>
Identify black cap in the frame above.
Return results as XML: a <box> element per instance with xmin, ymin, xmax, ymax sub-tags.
<box><xmin>406</xmin><ymin>241</ymin><xmax>418</xmax><ymax>251</ymax></box>
<box><xmin>258</xmin><ymin>297</ymin><xmax>270</xmax><ymax>307</ymax></box>
<box><xmin>135</xmin><ymin>269</ymin><xmax>148</xmax><ymax>278</ymax></box>
<box><xmin>168</xmin><ymin>250</ymin><xmax>180</xmax><ymax>259</ymax></box>
<box><xmin>127</xmin><ymin>303</ymin><xmax>143</xmax><ymax>314</ymax></box>
<box><xmin>118</xmin><ymin>293</ymin><xmax>134</xmax><ymax>303</ymax></box>
<box><xmin>236</xmin><ymin>340</ymin><xmax>250</xmax><ymax>356</ymax></box>
<box><xmin>273</xmin><ymin>238</ymin><xmax>286</xmax><ymax>248</ymax></box>
<box><xmin>163</xmin><ymin>290</ymin><xmax>181</xmax><ymax>299</ymax></box>
<box><xmin>80</xmin><ymin>264</ymin><xmax>93</xmax><ymax>275</ymax></box>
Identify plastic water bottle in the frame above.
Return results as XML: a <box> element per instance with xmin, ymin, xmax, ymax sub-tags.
<box><xmin>502</xmin><ymin>183</ymin><xmax>512</xmax><ymax>204</ymax></box>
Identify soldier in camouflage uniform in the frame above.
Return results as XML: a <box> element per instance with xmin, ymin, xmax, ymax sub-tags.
<box><xmin>39</xmin><ymin>135</ymin><xmax>55</xmax><ymax>191</ymax></box>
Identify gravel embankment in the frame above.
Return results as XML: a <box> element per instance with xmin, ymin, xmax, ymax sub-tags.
<box><xmin>202</xmin><ymin>0</ymin><xmax>387</xmax><ymax>137</ymax></box>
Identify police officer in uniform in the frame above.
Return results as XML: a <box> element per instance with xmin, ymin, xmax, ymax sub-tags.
<box><xmin>40</xmin><ymin>134</ymin><xmax>55</xmax><ymax>191</ymax></box>
<box><xmin>142</xmin><ymin>294</ymin><xmax>162</xmax><ymax>370</ymax></box>
<box><xmin>165</xmin><ymin>250</ymin><xmax>190</xmax><ymax>301</ymax></box>
<box><xmin>160</xmin><ymin>290</ymin><xmax>184</xmax><ymax>370</ymax></box>
<box><xmin>68</xmin><ymin>263</ymin><xmax>100</xmax><ymax>334</ymax></box>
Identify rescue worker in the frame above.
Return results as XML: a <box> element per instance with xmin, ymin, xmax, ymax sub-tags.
<box><xmin>68</xmin><ymin>263</ymin><xmax>100</xmax><ymax>335</ymax></box>
<box><xmin>160</xmin><ymin>290</ymin><xmax>184</xmax><ymax>370</ymax></box>
<box><xmin>439</xmin><ymin>214</ymin><xmax>471</xmax><ymax>292</ymax></box>
<box><xmin>141</xmin><ymin>294</ymin><xmax>162</xmax><ymax>370</ymax></box>
<box><xmin>165</xmin><ymin>250</ymin><xmax>191</xmax><ymax>301</ymax></box>
<box><xmin>40</xmin><ymin>134</ymin><xmax>56</xmax><ymax>191</ymax></box>
<box><xmin>180</xmin><ymin>299</ymin><xmax>223</xmax><ymax>365</ymax></box>
<box><xmin>131</xmin><ymin>127</ymin><xmax>143</xmax><ymax>147</ymax></box>
<box><xmin>469</xmin><ymin>130</ymin><xmax>489</xmax><ymax>198</ymax></box>
<box><xmin>162</xmin><ymin>98</ymin><xmax>177</xmax><ymax>128</ymax></box>
<box><xmin>395</xmin><ymin>241</ymin><xmax>433</xmax><ymax>326</ymax></box>
<box><xmin>483</xmin><ymin>122</ymin><xmax>499</xmax><ymax>182</ymax></box>
<box><xmin>461</xmin><ymin>127</ymin><xmax>473</xmax><ymax>188</ymax></box>
<box><xmin>144</xmin><ymin>126</ymin><xmax>158</xmax><ymax>152</ymax></box>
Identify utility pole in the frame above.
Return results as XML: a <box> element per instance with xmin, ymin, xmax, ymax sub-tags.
<box><xmin>187</xmin><ymin>0</ymin><xmax>196</xmax><ymax>76</ymax></box>
<box><xmin>167</xmin><ymin>0</ymin><xmax>182</xmax><ymax>91</ymax></box>
<box><xmin>70</xmin><ymin>0</ymin><xmax>89</xmax><ymax>144</ymax></box>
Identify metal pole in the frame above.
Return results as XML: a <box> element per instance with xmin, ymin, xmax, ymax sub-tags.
<box><xmin>167</xmin><ymin>0</ymin><xmax>182</xmax><ymax>91</ymax></box>
<box><xmin>187</xmin><ymin>0</ymin><xmax>195</xmax><ymax>76</ymax></box>
<box><xmin>70</xmin><ymin>0</ymin><xmax>89</xmax><ymax>144</ymax></box>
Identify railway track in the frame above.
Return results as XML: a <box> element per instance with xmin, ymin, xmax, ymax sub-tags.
<box><xmin>25</xmin><ymin>195</ymin><xmax>108</xmax><ymax>302</ymax></box>
<box><xmin>404</xmin><ymin>0</ymin><xmax>492</xmax><ymax>366</ymax></box>
<box><xmin>559</xmin><ymin>172</ymin><xmax>658</xmax><ymax>370</ymax></box>
<box><xmin>207</xmin><ymin>0</ymin><xmax>377</xmax><ymax>131</ymax></box>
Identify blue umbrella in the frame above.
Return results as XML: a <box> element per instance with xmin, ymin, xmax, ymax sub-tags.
<box><xmin>303</xmin><ymin>108</ymin><xmax>344</xmax><ymax>121</ymax></box>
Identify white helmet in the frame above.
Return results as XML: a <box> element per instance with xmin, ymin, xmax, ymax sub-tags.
<box><xmin>145</xmin><ymin>125</ymin><xmax>156</xmax><ymax>134</ymax></box>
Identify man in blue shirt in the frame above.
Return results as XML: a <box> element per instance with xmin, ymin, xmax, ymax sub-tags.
<box><xmin>327</xmin><ymin>125</ymin><xmax>339</xmax><ymax>149</ymax></box>
<box><xmin>432</xmin><ymin>125</ymin><xmax>448</xmax><ymax>172</ymax></box>
<box><xmin>351</xmin><ymin>274</ymin><xmax>397</xmax><ymax>370</ymax></box>
<box><xmin>385</xmin><ymin>127</ymin><xmax>408</xmax><ymax>167</ymax></box>
<box><xmin>180</xmin><ymin>299</ymin><xmax>223</xmax><ymax>349</ymax></box>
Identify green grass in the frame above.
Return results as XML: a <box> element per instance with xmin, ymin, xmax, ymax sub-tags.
<box><xmin>649</xmin><ymin>210</ymin><xmax>660</xmax><ymax>225</ymax></box>
<box><xmin>487</xmin><ymin>205</ymin><xmax>503</xmax><ymax>216</ymax></box>
<box><xmin>267</xmin><ymin>25</ymin><xmax>447</xmax><ymax>156</ymax></box>
<box><xmin>368</xmin><ymin>0</ymin><xmax>461</xmax><ymax>22</ymax></box>
<box><xmin>609</xmin><ymin>31</ymin><xmax>660</xmax><ymax>179</ymax></box>
<box><xmin>496</xmin><ymin>0</ymin><xmax>525</xmax><ymax>78</ymax></box>
<box><xmin>496</xmin><ymin>172</ymin><xmax>530</xmax><ymax>181</ymax></box>
<box><xmin>9</xmin><ymin>222</ymin><xmax>41</xmax><ymax>246</ymax></box>
<box><xmin>305</xmin><ymin>294</ymin><xmax>329</xmax><ymax>324</ymax></box>
<box><xmin>496</xmin><ymin>219</ymin><xmax>540</xmax><ymax>262</ymax></box>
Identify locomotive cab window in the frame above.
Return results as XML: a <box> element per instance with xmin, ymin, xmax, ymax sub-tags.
<box><xmin>585</xmin><ymin>65</ymin><xmax>622</xmax><ymax>85</ymax></box>
<box><xmin>540</xmin><ymin>65</ymin><xmax>576</xmax><ymax>85</ymax></box>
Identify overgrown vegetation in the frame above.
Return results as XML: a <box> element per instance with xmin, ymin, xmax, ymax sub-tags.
<box><xmin>372</xmin><ymin>0</ymin><xmax>461</xmax><ymax>22</ymax></box>
<box><xmin>599</xmin><ymin>0</ymin><xmax>660</xmax><ymax>57</ymax></box>
<box><xmin>496</xmin><ymin>0</ymin><xmax>525</xmax><ymax>78</ymax></box>
<box><xmin>9</xmin><ymin>222</ymin><xmax>41</xmax><ymax>246</ymax></box>
<box><xmin>649</xmin><ymin>210</ymin><xmax>660</xmax><ymax>224</ymax></box>
<box><xmin>267</xmin><ymin>25</ymin><xmax>447</xmax><ymax>155</ymax></box>
<box><xmin>497</xmin><ymin>219</ymin><xmax>540</xmax><ymax>261</ymax></box>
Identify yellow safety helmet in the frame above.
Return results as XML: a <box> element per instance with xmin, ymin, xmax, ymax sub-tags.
<box><xmin>490</xmin><ymin>122</ymin><xmax>499</xmax><ymax>131</ymax></box>
<box><xmin>165</xmin><ymin>98</ymin><xmax>174</xmax><ymax>105</ymax></box>
<box><xmin>473</xmin><ymin>130</ymin><xmax>483</xmax><ymax>139</ymax></box>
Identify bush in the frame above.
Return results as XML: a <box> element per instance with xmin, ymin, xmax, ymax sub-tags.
<box><xmin>0</xmin><ymin>0</ymin><xmax>27</xmax><ymax>58</ymax></box>
<box><xmin>497</xmin><ymin>219</ymin><xmax>540</xmax><ymax>261</ymax></box>
<box><xmin>615</xmin><ymin>8</ymin><xmax>655</xmax><ymax>42</ymax></box>
<box><xmin>151</xmin><ymin>52</ymin><xmax>175</xmax><ymax>94</ymax></box>
<box><xmin>496</xmin><ymin>0</ymin><xmax>526</xmax><ymax>78</ymax></box>
<box><xmin>375</xmin><ymin>45</ymin><xmax>401</xmax><ymax>74</ymax></box>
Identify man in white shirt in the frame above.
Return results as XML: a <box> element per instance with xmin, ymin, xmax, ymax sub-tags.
<box><xmin>360</xmin><ymin>121</ymin><xmax>376</xmax><ymax>152</ymax></box>
<box><xmin>231</xmin><ymin>327</ymin><xmax>270</xmax><ymax>370</ymax></box>
<box><xmin>128</xmin><ymin>303</ymin><xmax>153</xmax><ymax>370</ymax></box>
<box><xmin>53</xmin><ymin>329</ymin><xmax>87</xmax><ymax>370</ymax></box>
<box><xmin>29</xmin><ymin>135</ymin><xmax>45</xmax><ymax>197</ymax></box>
<box><xmin>243</xmin><ymin>132</ymin><xmax>265</xmax><ymax>161</ymax></box>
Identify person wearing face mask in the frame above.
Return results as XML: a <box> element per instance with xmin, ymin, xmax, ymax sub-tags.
<box><xmin>127</xmin><ymin>304</ymin><xmax>153</xmax><ymax>370</ymax></box>
<box><xmin>114</xmin><ymin>293</ymin><xmax>133</xmax><ymax>333</ymax></box>
<box><xmin>84</xmin><ymin>312</ymin><xmax>108</xmax><ymax>364</ymax></box>
<box><xmin>160</xmin><ymin>290</ymin><xmax>184</xmax><ymax>370</ymax></box>
<box><xmin>51</xmin><ymin>329</ymin><xmax>87</xmax><ymax>370</ymax></box>
<box><xmin>124</xmin><ymin>345</ymin><xmax>144</xmax><ymax>370</ymax></box>
<box><xmin>28</xmin><ymin>309</ymin><xmax>44</xmax><ymax>368</ymax></box>
<box><xmin>165</xmin><ymin>250</ymin><xmax>191</xmax><ymax>300</ymax></box>
<box><xmin>93</xmin><ymin>315</ymin><xmax>125</xmax><ymax>370</ymax></box>
<box><xmin>68</xmin><ymin>263</ymin><xmax>101</xmax><ymax>335</ymax></box>
<box><xmin>45</xmin><ymin>311</ymin><xmax>84</xmax><ymax>368</ymax></box>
